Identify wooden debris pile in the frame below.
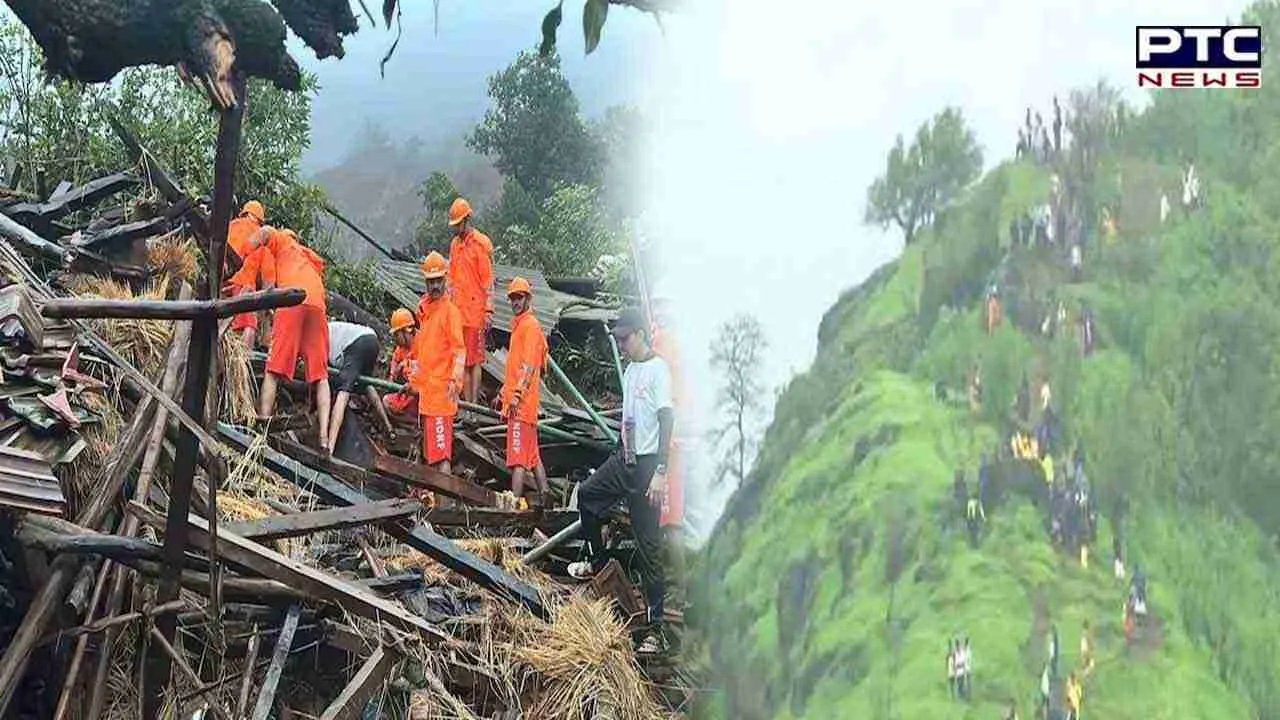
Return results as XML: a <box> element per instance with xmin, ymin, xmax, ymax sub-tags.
<box><xmin>0</xmin><ymin>135</ymin><xmax>694</xmax><ymax>719</ymax></box>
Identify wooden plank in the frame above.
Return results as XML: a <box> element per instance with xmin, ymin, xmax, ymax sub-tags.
<box><xmin>219</xmin><ymin>424</ymin><xmax>549</xmax><ymax>618</ymax></box>
<box><xmin>250</xmin><ymin>604</ymin><xmax>301</xmax><ymax>720</ymax></box>
<box><xmin>0</xmin><ymin>171</ymin><xmax>138</xmax><ymax>225</ymax></box>
<box><xmin>222</xmin><ymin>498</ymin><xmax>423</xmax><ymax>541</ymax></box>
<box><xmin>423</xmin><ymin>507</ymin><xmax>578</xmax><ymax>534</ymax></box>
<box><xmin>128</xmin><ymin>502</ymin><xmax>450</xmax><ymax>642</ymax></box>
<box><xmin>317</xmin><ymin>646</ymin><xmax>401</xmax><ymax>720</ymax></box>
<box><xmin>373</xmin><ymin>453</ymin><xmax>495</xmax><ymax>507</ymax></box>
<box><xmin>41</xmin><ymin>288</ymin><xmax>306</xmax><ymax>320</ymax></box>
<box><xmin>589</xmin><ymin>559</ymin><xmax>646</xmax><ymax>627</ymax></box>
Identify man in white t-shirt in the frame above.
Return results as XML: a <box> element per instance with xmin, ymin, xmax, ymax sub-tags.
<box><xmin>567</xmin><ymin>307</ymin><xmax>674</xmax><ymax>654</ymax></box>
<box><xmin>324</xmin><ymin>320</ymin><xmax>393</xmax><ymax>453</ymax></box>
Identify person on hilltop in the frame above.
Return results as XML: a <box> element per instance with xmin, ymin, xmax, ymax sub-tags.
<box><xmin>567</xmin><ymin>308</ymin><xmax>675</xmax><ymax>655</ymax></box>
<box><xmin>248</xmin><ymin>227</ymin><xmax>330</xmax><ymax>446</ymax></box>
<box><xmin>444</xmin><ymin>197</ymin><xmax>494</xmax><ymax>405</ymax></box>
<box><xmin>495</xmin><ymin>277</ymin><xmax>550</xmax><ymax>507</ymax></box>
<box><xmin>411</xmin><ymin>252</ymin><xmax>466</xmax><ymax>477</ymax></box>
<box><xmin>223</xmin><ymin>200</ymin><xmax>277</xmax><ymax>349</ymax></box>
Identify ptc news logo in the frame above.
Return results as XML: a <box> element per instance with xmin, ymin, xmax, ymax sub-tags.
<box><xmin>1137</xmin><ymin>26</ymin><xmax>1262</xmax><ymax>88</ymax></box>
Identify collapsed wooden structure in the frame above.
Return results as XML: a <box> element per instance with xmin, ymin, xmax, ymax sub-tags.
<box><xmin>0</xmin><ymin>114</ymin><xmax>691</xmax><ymax>720</ymax></box>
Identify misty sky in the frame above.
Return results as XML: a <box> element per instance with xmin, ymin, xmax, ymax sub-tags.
<box><xmin>293</xmin><ymin>0</ymin><xmax>664</xmax><ymax>170</ymax></box>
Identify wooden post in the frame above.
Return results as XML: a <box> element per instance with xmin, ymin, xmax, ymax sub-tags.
<box><xmin>86</xmin><ymin>288</ymin><xmax>192</xmax><ymax>720</ymax></box>
<box><xmin>250</xmin><ymin>605</ymin><xmax>301</xmax><ymax>720</ymax></box>
<box><xmin>147</xmin><ymin>74</ymin><xmax>245</xmax><ymax>718</ymax></box>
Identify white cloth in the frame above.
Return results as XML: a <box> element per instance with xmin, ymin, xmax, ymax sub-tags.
<box><xmin>1161</xmin><ymin>194</ymin><xmax>1171</xmax><ymax>223</ymax></box>
<box><xmin>327</xmin><ymin>321</ymin><xmax>376</xmax><ymax>365</ymax></box>
<box><xmin>622</xmin><ymin>355</ymin><xmax>674</xmax><ymax>457</ymax></box>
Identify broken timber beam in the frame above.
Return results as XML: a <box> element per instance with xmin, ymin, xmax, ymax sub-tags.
<box><xmin>374</xmin><ymin>453</ymin><xmax>496</xmax><ymax>507</ymax></box>
<box><xmin>0</xmin><ymin>171</ymin><xmax>138</xmax><ymax>225</ymax></box>
<box><xmin>128</xmin><ymin>501</ymin><xmax>451</xmax><ymax>642</ymax></box>
<box><xmin>0</xmin><ymin>211</ymin><xmax>70</xmax><ymax>263</ymax></box>
<box><xmin>250</xmin><ymin>604</ymin><xmax>301</xmax><ymax>720</ymax></box>
<box><xmin>275</xmin><ymin>436</ymin><xmax>493</xmax><ymax>506</ymax></box>
<box><xmin>41</xmin><ymin>288</ymin><xmax>306</xmax><ymax>320</ymax></box>
<box><xmin>317</xmin><ymin>646</ymin><xmax>402</xmax><ymax>720</ymax></box>
<box><xmin>223</xmin><ymin>498</ymin><xmax>424</xmax><ymax>541</ymax></box>
<box><xmin>423</xmin><ymin>507</ymin><xmax>579</xmax><ymax>534</ymax></box>
<box><xmin>218</xmin><ymin>423</ymin><xmax>549</xmax><ymax>618</ymax></box>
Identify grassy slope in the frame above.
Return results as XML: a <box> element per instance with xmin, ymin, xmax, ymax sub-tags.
<box><xmin>699</xmin><ymin>157</ymin><xmax>1280</xmax><ymax>719</ymax></box>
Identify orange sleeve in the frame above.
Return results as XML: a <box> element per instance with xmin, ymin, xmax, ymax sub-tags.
<box><xmin>481</xmin><ymin>240</ymin><xmax>495</xmax><ymax>314</ymax></box>
<box><xmin>448</xmin><ymin>305</ymin><xmax>465</xmax><ymax>380</ymax></box>
<box><xmin>259</xmin><ymin>247</ymin><xmax>277</xmax><ymax>287</ymax></box>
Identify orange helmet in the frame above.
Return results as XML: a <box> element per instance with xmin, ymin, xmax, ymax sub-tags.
<box><xmin>239</xmin><ymin>201</ymin><xmax>265</xmax><ymax>222</ymax></box>
<box><xmin>389</xmin><ymin>308</ymin><xmax>415</xmax><ymax>332</ymax></box>
<box><xmin>421</xmin><ymin>251</ymin><xmax>447</xmax><ymax>279</ymax></box>
<box><xmin>507</xmin><ymin>277</ymin><xmax>533</xmax><ymax>297</ymax></box>
<box><xmin>448</xmin><ymin>198</ymin><xmax>472</xmax><ymax>227</ymax></box>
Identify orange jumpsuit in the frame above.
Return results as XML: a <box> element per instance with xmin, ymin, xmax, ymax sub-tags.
<box><xmin>652</xmin><ymin>323</ymin><xmax>687</xmax><ymax>529</ymax></box>
<box><xmin>448</xmin><ymin>228</ymin><xmax>494</xmax><ymax>368</ymax></box>
<box><xmin>264</xmin><ymin>231</ymin><xmax>328</xmax><ymax>384</ymax></box>
<box><xmin>385</xmin><ymin>345</ymin><xmax>419</xmax><ymax>415</ymax></box>
<box><xmin>501</xmin><ymin>309</ymin><xmax>548</xmax><ymax>469</ymax></box>
<box><xmin>225</xmin><ymin>217</ymin><xmax>275</xmax><ymax>332</ymax></box>
<box><xmin>411</xmin><ymin>295</ymin><xmax>465</xmax><ymax>464</ymax></box>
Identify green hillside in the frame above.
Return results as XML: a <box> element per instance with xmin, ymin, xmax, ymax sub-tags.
<box><xmin>696</xmin><ymin>5</ymin><xmax>1280</xmax><ymax>719</ymax></box>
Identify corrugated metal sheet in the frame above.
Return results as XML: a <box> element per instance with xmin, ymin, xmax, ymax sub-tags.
<box><xmin>0</xmin><ymin>444</ymin><xmax>64</xmax><ymax>516</ymax></box>
<box><xmin>375</xmin><ymin>260</ymin><xmax>619</xmax><ymax>332</ymax></box>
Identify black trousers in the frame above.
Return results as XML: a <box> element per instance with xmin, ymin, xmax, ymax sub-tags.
<box><xmin>577</xmin><ymin>452</ymin><xmax>664</xmax><ymax>628</ymax></box>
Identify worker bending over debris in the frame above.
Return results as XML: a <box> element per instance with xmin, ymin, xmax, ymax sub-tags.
<box><xmin>568</xmin><ymin>308</ymin><xmax>674</xmax><ymax>654</ymax></box>
<box><xmin>496</xmin><ymin>277</ymin><xmax>550</xmax><ymax>506</ymax></box>
<box><xmin>251</xmin><ymin>227</ymin><xmax>331</xmax><ymax>445</ymax></box>
<box><xmin>325</xmin><ymin>320</ymin><xmax>393</xmax><ymax>453</ymax></box>
<box><xmin>446</xmin><ymin>197</ymin><xmax>494</xmax><ymax>405</ymax></box>
<box><xmin>412</xmin><ymin>252</ymin><xmax>465</xmax><ymax>475</ymax></box>
<box><xmin>383</xmin><ymin>308</ymin><xmax>419</xmax><ymax>420</ymax></box>
<box><xmin>224</xmin><ymin>200</ymin><xmax>276</xmax><ymax>349</ymax></box>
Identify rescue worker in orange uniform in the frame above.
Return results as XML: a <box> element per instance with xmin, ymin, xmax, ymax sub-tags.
<box><xmin>224</xmin><ymin>201</ymin><xmax>276</xmax><ymax>349</ymax></box>
<box><xmin>383</xmin><ymin>308</ymin><xmax>420</xmax><ymax>422</ymax></box>
<box><xmin>495</xmin><ymin>277</ymin><xmax>550</xmax><ymax>506</ymax></box>
<box><xmin>411</xmin><ymin>252</ymin><xmax>466</xmax><ymax>474</ymax></box>
<box><xmin>445</xmin><ymin>197</ymin><xmax>494</xmax><ymax>405</ymax></box>
<box><xmin>247</xmin><ymin>227</ymin><xmax>331</xmax><ymax>446</ymax></box>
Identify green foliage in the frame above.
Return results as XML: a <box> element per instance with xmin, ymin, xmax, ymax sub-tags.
<box><xmin>865</xmin><ymin>107</ymin><xmax>983</xmax><ymax>244</ymax></box>
<box><xmin>0</xmin><ymin>14</ymin><xmax>325</xmax><ymax>237</ymax></box>
<box><xmin>496</xmin><ymin>183</ymin><xmax>626</xmax><ymax>278</ymax></box>
<box><xmin>467</xmin><ymin>51</ymin><xmax>601</xmax><ymax>202</ymax></box>
<box><xmin>413</xmin><ymin>171</ymin><xmax>461</xmax><ymax>255</ymax></box>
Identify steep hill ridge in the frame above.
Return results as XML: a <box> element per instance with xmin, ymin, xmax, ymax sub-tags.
<box><xmin>698</xmin><ymin>14</ymin><xmax>1280</xmax><ymax>713</ymax></box>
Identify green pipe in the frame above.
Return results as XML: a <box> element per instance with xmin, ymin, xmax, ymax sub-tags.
<box><xmin>249</xmin><ymin>352</ymin><xmax>613</xmax><ymax>451</ymax></box>
<box><xmin>546</xmin><ymin>355</ymin><xmax>618</xmax><ymax>444</ymax></box>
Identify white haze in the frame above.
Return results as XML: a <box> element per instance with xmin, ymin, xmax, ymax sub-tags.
<box><xmin>637</xmin><ymin>0</ymin><xmax>1249</xmax><ymax>541</ymax></box>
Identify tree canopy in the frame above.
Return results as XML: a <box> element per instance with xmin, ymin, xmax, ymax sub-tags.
<box><xmin>468</xmin><ymin>51</ymin><xmax>602</xmax><ymax>204</ymax></box>
<box><xmin>865</xmin><ymin>107</ymin><xmax>983</xmax><ymax>245</ymax></box>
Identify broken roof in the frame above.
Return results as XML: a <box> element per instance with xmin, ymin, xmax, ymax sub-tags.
<box><xmin>374</xmin><ymin>260</ymin><xmax>618</xmax><ymax>333</ymax></box>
